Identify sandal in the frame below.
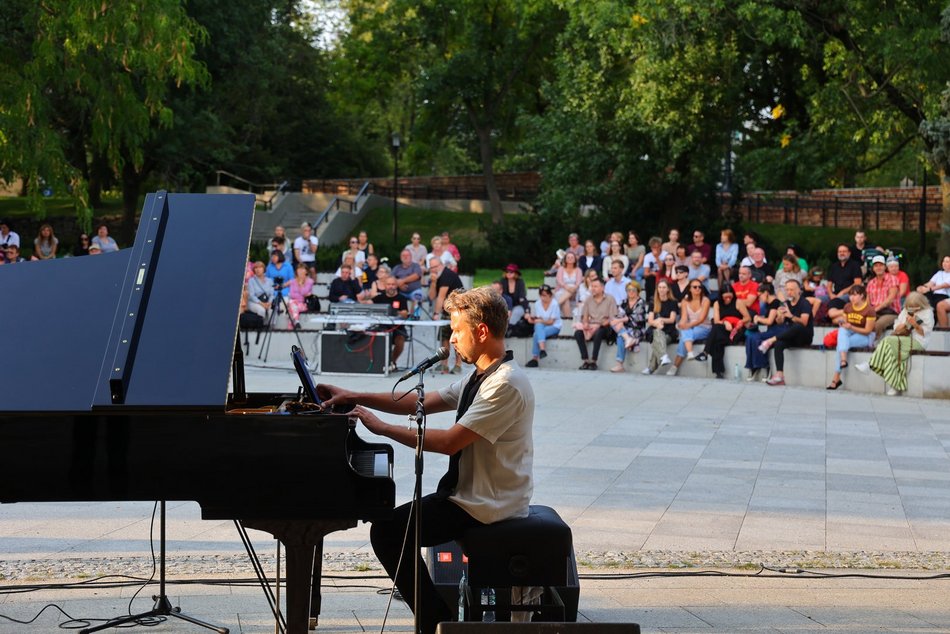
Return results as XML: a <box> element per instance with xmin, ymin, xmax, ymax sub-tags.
<box><xmin>839</xmin><ymin>361</ymin><xmax>848</xmax><ymax>370</ymax></box>
<box><xmin>765</xmin><ymin>376</ymin><xmax>785</xmax><ymax>386</ymax></box>
<box><xmin>826</xmin><ymin>379</ymin><xmax>843</xmax><ymax>390</ymax></box>
<box><xmin>758</xmin><ymin>339</ymin><xmax>774</xmax><ymax>353</ymax></box>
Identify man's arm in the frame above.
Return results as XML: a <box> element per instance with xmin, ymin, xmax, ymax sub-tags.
<box><xmin>352</xmin><ymin>406</ymin><xmax>480</xmax><ymax>454</ymax></box>
<box><xmin>317</xmin><ymin>384</ymin><xmax>454</xmax><ymax>416</ymax></box>
<box><xmin>434</xmin><ymin>285</ymin><xmax>450</xmax><ymax>315</ymax></box>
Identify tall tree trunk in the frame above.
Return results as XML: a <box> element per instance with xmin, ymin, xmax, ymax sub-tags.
<box><xmin>474</xmin><ymin>124</ymin><xmax>504</xmax><ymax>225</ymax></box>
<box><xmin>939</xmin><ymin>167</ymin><xmax>950</xmax><ymax>259</ymax></box>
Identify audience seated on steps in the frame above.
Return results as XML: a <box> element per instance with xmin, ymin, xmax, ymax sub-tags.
<box><xmin>866</xmin><ymin>255</ymin><xmax>901</xmax><ymax>340</ymax></box>
<box><xmin>293</xmin><ymin>221</ymin><xmax>319</xmax><ymax>279</ymax></box>
<box><xmin>328</xmin><ymin>263</ymin><xmax>366</xmax><ymax>304</ymax></box>
<box><xmin>704</xmin><ymin>283</ymin><xmax>751</xmax><ymax>379</ymax></box>
<box><xmin>573</xmin><ymin>276</ymin><xmax>617</xmax><ymax>371</ymax></box>
<box><xmin>666</xmin><ymin>279</ymin><xmax>711</xmax><ymax>376</ymax></box>
<box><xmin>392</xmin><ymin>248</ymin><xmax>425</xmax><ymax>303</ymax></box>
<box><xmin>554</xmin><ymin>251</ymin><xmax>582</xmax><ymax>318</ymax></box>
<box><xmin>609</xmin><ymin>281</ymin><xmax>646</xmax><ymax>373</ymax></box>
<box><xmin>266</xmin><ymin>249</ymin><xmax>293</xmax><ymax>298</ymax></box>
<box><xmin>524</xmin><ymin>284</ymin><xmax>561</xmax><ymax>368</ymax></box>
<box><xmin>403</xmin><ymin>232</ymin><xmax>428</xmax><ymax>269</ymax></box>
<box><xmin>744</xmin><ymin>283</ymin><xmax>785</xmax><ymax>382</ymax></box>
<box><xmin>917</xmin><ymin>255</ymin><xmax>950</xmax><ymax>328</ymax></box>
<box><xmin>825</xmin><ymin>284</ymin><xmax>876</xmax><ymax>391</ymax></box>
<box><xmin>861</xmin><ymin>291</ymin><xmax>935</xmax><ymax>396</ymax></box>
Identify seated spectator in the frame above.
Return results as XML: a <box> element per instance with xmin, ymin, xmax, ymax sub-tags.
<box><xmin>625</xmin><ymin>231</ymin><xmax>646</xmax><ymax>281</ymax></box>
<box><xmin>715</xmin><ymin>229</ymin><xmax>739</xmax><ymax>287</ymax></box>
<box><xmin>578</xmin><ymin>240</ymin><xmax>603</xmax><ymax>275</ymax></box>
<box><xmin>491</xmin><ymin>280</ymin><xmax>513</xmax><ymax>314</ymax></box>
<box><xmin>642</xmin><ymin>236</ymin><xmax>668</xmax><ymax>298</ymax></box>
<box><xmin>609</xmin><ymin>281</ymin><xmax>647</xmax><ymax>372</ymax></box>
<box><xmin>328</xmin><ymin>263</ymin><xmax>364</xmax><ymax>304</ymax></box>
<box><xmin>287</xmin><ymin>263</ymin><xmax>316</xmax><ymax>327</ymax></box>
<box><xmin>674</xmin><ymin>244</ymin><xmax>689</xmax><ymax>266</ymax></box>
<box><xmin>686</xmin><ymin>229</ymin><xmax>713</xmax><ymax>264</ymax></box>
<box><xmin>341</xmin><ymin>236</ymin><xmax>367</xmax><ymax>271</ymax></box>
<box><xmin>547</xmin><ymin>232</ymin><xmax>583</xmax><ymax>274</ymax></box>
<box><xmin>671</xmin><ymin>264</ymin><xmax>690</xmax><ymax>301</ymax></box>
<box><xmin>4</xmin><ymin>243</ymin><xmax>25</xmax><ymax>263</ymax></box>
<box><xmin>859</xmin><ymin>292</ymin><xmax>934</xmax><ymax>395</ymax></box>
<box><xmin>887</xmin><ymin>257</ymin><xmax>909</xmax><ymax>304</ymax></box>
<box><xmin>573</xmin><ymin>276</ymin><xmax>617</xmax><ymax>370</ymax></box>
<box><xmin>429</xmin><ymin>236</ymin><xmax>457</xmax><ymax>272</ymax></box>
<box><xmin>392</xmin><ymin>249</ymin><xmax>425</xmax><ymax>303</ymax></box>
<box><xmin>786</xmin><ymin>243</ymin><xmax>808</xmax><ymax>273</ymax></box>
<box><xmin>73</xmin><ymin>232</ymin><xmax>91</xmax><ymax>257</ymax></box>
<box><xmin>666</xmin><ymin>279</ymin><xmax>711</xmax><ymax>375</ymax></box>
<box><xmin>641</xmin><ymin>279</ymin><xmax>679</xmax><ymax>375</ymax></box>
<box><xmin>732</xmin><ymin>265</ymin><xmax>759</xmax><ymax>316</ymax></box>
<box><xmin>686</xmin><ymin>250</ymin><xmax>710</xmax><ymax>290</ymax></box>
<box><xmin>266</xmin><ymin>249</ymin><xmax>294</xmax><ymax>297</ymax></box>
<box><xmin>744</xmin><ymin>283</ymin><xmax>786</xmax><ymax>381</ymax></box>
<box><xmin>440</xmin><ymin>230</ymin><xmax>460</xmax><ymax>263</ymax></box>
<box><xmin>361</xmin><ymin>252</ymin><xmax>381</xmax><ymax>291</ymax></box>
<box><xmin>600</xmin><ymin>239</ymin><xmax>629</xmax><ymax>279</ymax></box>
<box><xmin>335</xmin><ymin>252</ymin><xmax>363</xmax><ymax>279</ymax></box>
<box><xmin>866</xmin><ymin>254</ymin><xmax>900</xmax><ymax>340</ymax></box>
<box><xmin>367</xmin><ymin>265</ymin><xmax>391</xmax><ymax>300</ymax></box>
<box><xmin>33</xmin><ymin>223</ymin><xmax>58</xmax><ymax>260</ymax></box>
<box><xmin>656</xmin><ymin>253</ymin><xmax>677</xmax><ymax>285</ymax></box>
<box><xmin>555</xmin><ymin>251</ymin><xmax>583</xmax><ymax>318</ymax></box>
<box><xmin>372</xmin><ymin>276</ymin><xmax>409</xmax><ymax>371</ymax></box>
<box><xmin>92</xmin><ymin>224</ymin><xmax>119</xmax><ymax>252</ymax></box>
<box><xmin>804</xmin><ymin>266</ymin><xmax>830</xmax><ymax>303</ymax></box>
<box><xmin>525</xmin><ymin>284</ymin><xmax>562</xmax><ymax>368</ymax></box>
<box><xmin>87</xmin><ymin>243</ymin><xmax>102</xmax><ymax>255</ymax></box>
<box><xmin>747</xmin><ymin>247</ymin><xmax>770</xmax><ymax>283</ymax></box>
<box><xmin>773</xmin><ymin>255</ymin><xmax>805</xmax><ymax>301</ymax></box>
<box><xmin>603</xmin><ymin>259</ymin><xmax>631</xmax><ymax>305</ymax></box>
<box><xmin>757</xmin><ymin>279</ymin><xmax>814</xmax><ymax>386</ymax></box>
<box><xmin>272</xmin><ymin>225</ymin><xmax>292</xmax><ymax>262</ymax></box>
<box><xmin>827</xmin><ymin>243</ymin><xmax>863</xmax><ymax>311</ymax></box>
<box><xmin>0</xmin><ymin>219</ymin><xmax>20</xmax><ymax>248</ymax></box>
<box><xmin>661</xmin><ymin>228</ymin><xmax>680</xmax><ymax>258</ymax></box>
<box><xmin>404</xmin><ymin>232</ymin><xmax>428</xmax><ymax>268</ymax></box>
<box><xmin>428</xmin><ymin>258</ymin><xmax>464</xmax><ymax>373</ymax></box>
<box><xmin>916</xmin><ymin>255</ymin><xmax>950</xmax><ymax>327</ymax></box>
<box><xmin>293</xmin><ymin>222</ymin><xmax>319</xmax><ymax>277</ymax></box>
<box><xmin>499</xmin><ymin>263</ymin><xmax>529</xmax><ymax>325</ymax></box>
<box><xmin>246</xmin><ymin>261</ymin><xmax>275</xmax><ymax>321</ymax></box>
<box><xmin>356</xmin><ymin>230</ymin><xmax>374</xmax><ymax>257</ymax></box>
<box><xmin>826</xmin><ymin>284</ymin><xmax>876</xmax><ymax>390</ymax></box>
<box><xmin>574</xmin><ymin>267</ymin><xmax>601</xmax><ymax>319</ymax></box>
<box><xmin>701</xmin><ymin>284</ymin><xmax>751</xmax><ymax>378</ymax></box>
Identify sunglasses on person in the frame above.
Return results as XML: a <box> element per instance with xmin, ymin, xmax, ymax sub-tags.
<box><xmin>690</xmin><ymin>284</ymin><xmax>702</xmax><ymax>289</ymax></box>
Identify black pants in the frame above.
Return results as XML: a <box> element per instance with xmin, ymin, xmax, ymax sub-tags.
<box><xmin>772</xmin><ymin>324</ymin><xmax>813</xmax><ymax>372</ymax></box>
<box><xmin>706</xmin><ymin>324</ymin><xmax>743</xmax><ymax>375</ymax></box>
<box><xmin>370</xmin><ymin>494</ymin><xmax>484</xmax><ymax>634</ymax></box>
<box><xmin>574</xmin><ymin>325</ymin><xmax>610</xmax><ymax>361</ymax></box>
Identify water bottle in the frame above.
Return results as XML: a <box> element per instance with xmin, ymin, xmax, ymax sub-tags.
<box><xmin>733</xmin><ymin>363</ymin><xmax>740</xmax><ymax>381</ymax></box>
<box><xmin>481</xmin><ymin>587</ymin><xmax>496</xmax><ymax>622</ymax></box>
<box><xmin>458</xmin><ymin>570</ymin><xmax>467</xmax><ymax>621</ymax></box>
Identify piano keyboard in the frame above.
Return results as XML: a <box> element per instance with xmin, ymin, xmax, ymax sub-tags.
<box><xmin>350</xmin><ymin>450</ymin><xmax>391</xmax><ymax>478</ymax></box>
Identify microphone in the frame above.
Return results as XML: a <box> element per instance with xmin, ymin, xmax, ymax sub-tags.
<box><xmin>399</xmin><ymin>347</ymin><xmax>449</xmax><ymax>382</ymax></box>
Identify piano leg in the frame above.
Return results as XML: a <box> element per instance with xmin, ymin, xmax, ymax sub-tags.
<box><xmin>241</xmin><ymin>519</ymin><xmax>356</xmax><ymax>634</ymax></box>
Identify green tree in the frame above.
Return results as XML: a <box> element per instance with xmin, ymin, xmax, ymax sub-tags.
<box><xmin>0</xmin><ymin>0</ymin><xmax>207</xmax><ymax>232</ymax></box>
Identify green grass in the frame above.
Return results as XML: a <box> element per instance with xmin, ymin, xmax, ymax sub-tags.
<box><xmin>347</xmin><ymin>205</ymin><xmax>495</xmax><ymax>251</ymax></box>
<box><xmin>473</xmin><ymin>268</ymin><xmax>546</xmax><ymax>287</ymax></box>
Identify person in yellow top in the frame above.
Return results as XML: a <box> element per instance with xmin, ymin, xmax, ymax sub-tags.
<box><xmin>826</xmin><ymin>284</ymin><xmax>876</xmax><ymax>390</ymax></box>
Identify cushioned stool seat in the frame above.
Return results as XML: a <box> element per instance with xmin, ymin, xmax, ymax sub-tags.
<box><xmin>457</xmin><ymin>505</ymin><xmax>577</xmax><ymax>622</ymax></box>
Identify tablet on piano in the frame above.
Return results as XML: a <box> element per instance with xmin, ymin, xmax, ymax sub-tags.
<box><xmin>291</xmin><ymin>345</ymin><xmax>321</xmax><ymax>405</ymax></box>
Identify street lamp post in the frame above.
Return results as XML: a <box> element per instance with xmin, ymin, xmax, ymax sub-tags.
<box><xmin>391</xmin><ymin>132</ymin><xmax>401</xmax><ymax>244</ymax></box>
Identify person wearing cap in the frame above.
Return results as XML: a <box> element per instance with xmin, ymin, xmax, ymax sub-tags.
<box><xmin>609</xmin><ymin>281</ymin><xmax>647</xmax><ymax>372</ymax></box>
<box><xmin>499</xmin><ymin>263</ymin><xmax>529</xmax><ymax>326</ymax></box>
<box><xmin>0</xmin><ymin>220</ymin><xmax>20</xmax><ymax>249</ymax></box>
<box><xmin>866</xmin><ymin>254</ymin><xmax>900</xmax><ymax>339</ymax></box>
<box><xmin>293</xmin><ymin>222</ymin><xmax>319</xmax><ymax>278</ymax></box>
<box><xmin>524</xmin><ymin>284</ymin><xmax>561</xmax><ymax>367</ymax></box>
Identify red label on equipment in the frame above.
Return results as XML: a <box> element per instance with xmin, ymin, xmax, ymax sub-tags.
<box><xmin>437</xmin><ymin>551</ymin><xmax>453</xmax><ymax>563</ymax></box>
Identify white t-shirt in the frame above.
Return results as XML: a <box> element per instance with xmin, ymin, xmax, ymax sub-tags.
<box><xmin>532</xmin><ymin>299</ymin><xmax>562</xmax><ymax>330</ymax></box>
<box><xmin>928</xmin><ymin>270</ymin><xmax>950</xmax><ymax>297</ymax></box>
<box><xmin>294</xmin><ymin>235</ymin><xmax>319</xmax><ymax>263</ymax></box>
<box><xmin>643</xmin><ymin>250</ymin><xmax>669</xmax><ymax>274</ymax></box>
<box><xmin>0</xmin><ymin>230</ymin><xmax>20</xmax><ymax>248</ymax></box>
<box><xmin>438</xmin><ymin>359</ymin><xmax>534</xmax><ymax>524</ymax></box>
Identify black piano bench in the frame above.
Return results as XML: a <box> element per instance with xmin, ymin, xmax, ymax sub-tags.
<box><xmin>457</xmin><ymin>505</ymin><xmax>578</xmax><ymax>623</ymax></box>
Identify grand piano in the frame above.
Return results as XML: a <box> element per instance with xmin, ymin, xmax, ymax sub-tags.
<box><xmin>0</xmin><ymin>192</ymin><xmax>395</xmax><ymax>633</ymax></box>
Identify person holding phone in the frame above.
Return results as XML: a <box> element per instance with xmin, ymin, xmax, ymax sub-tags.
<box><xmin>757</xmin><ymin>279</ymin><xmax>814</xmax><ymax>386</ymax></box>
<box><xmin>858</xmin><ymin>292</ymin><xmax>934</xmax><ymax>395</ymax></box>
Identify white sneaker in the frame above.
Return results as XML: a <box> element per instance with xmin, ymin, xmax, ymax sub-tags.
<box><xmin>659</xmin><ymin>354</ymin><xmax>671</xmax><ymax>366</ymax></box>
<box><xmin>745</xmin><ymin>369</ymin><xmax>758</xmax><ymax>382</ymax></box>
<box><xmin>885</xmin><ymin>385</ymin><xmax>898</xmax><ymax>396</ymax></box>
<box><xmin>686</xmin><ymin>352</ymin><xmax>697</xmax><ymax>360</ymax></box>
<box><xmin>855</xmin><ymin>363</ymin><xmax>870</xmax><ymax>374</ymax></box>
<box><xmin>666</xmin><ymin>366</ymin><xmax>678</xmax><ymax>376</ymax></box>
<box><xmin>641</xmin><ymin>367</ymin><xmax>653</xmax><ymax>375</ymax></box>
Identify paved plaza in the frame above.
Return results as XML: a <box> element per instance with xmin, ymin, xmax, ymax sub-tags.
<box><xmin>2</xmin><ymin>364</ymin><xmax>950</xmax><ymax>632</ymax></box>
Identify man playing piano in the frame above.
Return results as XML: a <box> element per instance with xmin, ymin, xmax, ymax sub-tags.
<box><xmin>318</xmin><ymin>286</ymin><xmax>535</xmax><ymax>634</ymax></box>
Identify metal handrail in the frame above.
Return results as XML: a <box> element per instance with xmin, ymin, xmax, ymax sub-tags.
<box><xmin>312</xmin><ymin>181</ymin><xmax>370</xmax><ymax>232</ymax></box>
<box><xmin>261</xmin><ymin>180</ymin><xmax>289</xmax><ymax>210</ymax></box>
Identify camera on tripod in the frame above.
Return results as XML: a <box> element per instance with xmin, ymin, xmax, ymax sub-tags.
<box><xmin>272</xmin><ymin>276</ymin><xmax>284</xmax><ymax>290</ymax></box>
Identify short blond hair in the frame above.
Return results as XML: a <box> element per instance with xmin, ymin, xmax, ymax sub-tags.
<box><xmin>443</xmin><ymin>286</ymin><xmax>509</xmax><ymax>339</ymax></box>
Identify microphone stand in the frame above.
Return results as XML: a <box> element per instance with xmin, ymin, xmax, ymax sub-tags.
<box><xmin>409</xmin><ymin>370</ymin><xmax>427</xmax><ymax>634</ymax></box>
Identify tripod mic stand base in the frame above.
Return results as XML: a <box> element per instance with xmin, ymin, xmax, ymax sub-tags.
<box><xmin>80</xmin><ymin>593</ymin><xmax>229</xmax><ymax>634</ymax></box>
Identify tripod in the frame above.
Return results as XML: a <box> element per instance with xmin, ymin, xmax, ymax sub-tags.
<box><xmin>82</xmin><ymin>501</ymin><xmax>228</xmax><ymax>634</ymax></box>
<box><xmin>258</xmin><ymin>285</ymin><xmax>305</xmax><ymax>364</ymax></box>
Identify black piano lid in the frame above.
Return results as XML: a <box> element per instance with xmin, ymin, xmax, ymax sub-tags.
<box><xmin>0</xmin><ymin>192</ymin><xmax>255</xmax><ymax>412</ymax></box>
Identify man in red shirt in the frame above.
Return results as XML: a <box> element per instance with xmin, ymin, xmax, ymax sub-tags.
<box><xmin>732</xmin><ymin>265</ymin><xmax>760</xmax><ymax>315</ymax></box>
